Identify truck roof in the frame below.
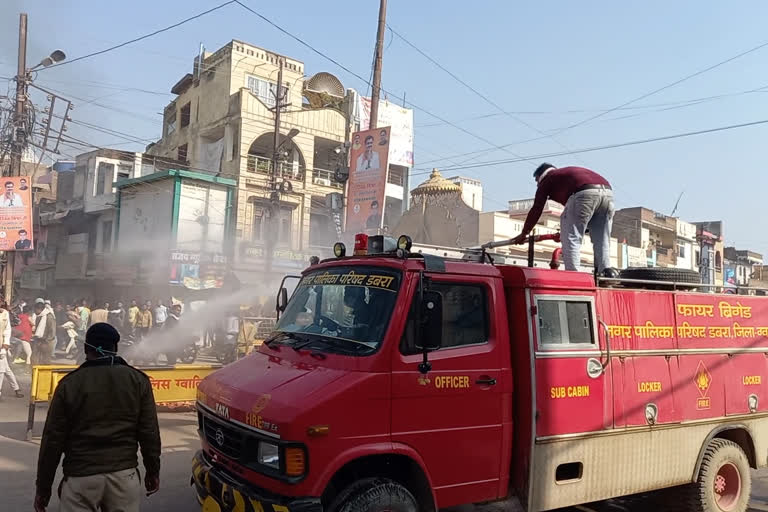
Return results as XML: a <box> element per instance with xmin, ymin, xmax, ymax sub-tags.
<box><xmin>312</xmin><ymin>254</ymin><xmax>597</xmax><ymax>290</ymax></box>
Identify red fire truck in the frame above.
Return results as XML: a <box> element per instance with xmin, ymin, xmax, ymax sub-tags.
<box><xmin>192</xmin><ymin>233</ymin><xmax>768</xmax><ymax>512</ymax></box>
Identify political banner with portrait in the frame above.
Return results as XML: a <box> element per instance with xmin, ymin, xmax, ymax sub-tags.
<box><xmin>0</xmin><ymin>176</ymin><xmax>33</xmax><ymax>251</ymax></box>
<box><xmin>345</xmin><ymin>127</ymin><xmax>391</xmax><ymax>234</ymax></box>
<box><xmin>358</xmin><ymin>97</ymin><xmax>414</xmax><ymax>167</ymax></box>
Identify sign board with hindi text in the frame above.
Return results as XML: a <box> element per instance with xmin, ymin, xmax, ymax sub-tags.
<box><xmin>32</xmin><ymin>365</ymin><xmax>219</xmax><ymax>404</ymax></box>
<box><xmin>0</xmin><ymin>176</ymin><xmax>34</xmax><ymax>251</ymax></box>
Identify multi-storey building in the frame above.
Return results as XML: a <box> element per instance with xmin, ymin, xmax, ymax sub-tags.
<box><xmin>146</xmin><ymin>40</ymin><xmax>380</xmax><ymax>286</ymax></box>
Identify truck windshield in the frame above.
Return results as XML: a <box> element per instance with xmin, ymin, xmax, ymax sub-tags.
<box><xmin>273</xmin><ymin>266</ymin><xmax>401</xmax><ymax>354</ymax></box>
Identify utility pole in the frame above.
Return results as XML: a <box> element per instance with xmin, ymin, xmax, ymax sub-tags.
<box><xmin>10</xmin><ymin>14</ymin><xmax>27</xmax><ymax>176</ymax></box>
<box><xmin>369</xmin><ymin>0</ymin><xmax>387</xmax><ymax>130</ymax></box>
<box><xmin>265</xmin><ymin>58</ymin><xmax>285</xmax><ymax>276</ymax></box>
<box><xmin>5</xmin><ymin>13</ymin><xmax>28</xmax><ymax>306</ymax></box>
<box><xmin>271</xmin><ymin>58</ymin><xmax>284</xmax><ymax>194</ymax></box>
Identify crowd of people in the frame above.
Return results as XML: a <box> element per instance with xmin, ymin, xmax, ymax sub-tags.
<box><xmin>2</xmin><ymin>297</ymin><xmax>184</xmax><ymax>368</ymax></box>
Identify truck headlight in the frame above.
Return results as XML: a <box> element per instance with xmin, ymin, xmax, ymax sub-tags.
<box><xmin>258</xmin><ymin>442</ymin><xmax>280</xmax><ymax>469</ymax></box>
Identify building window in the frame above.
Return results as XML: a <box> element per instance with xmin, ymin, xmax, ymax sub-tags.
<box><xmin>101</xmin><ymin>220</ymin><xmax>113</xmax><ymax>253</ymax></box>
<box><xmin>247</xmin><ymin>75</ymin><xmax>287</xmax><ymax>109</ymax></box>
<box><xmin>536</xmin><ymin>297</ymin><xmax>595</xmax><ymax>347</ymax></box>
<box><xmin>401</xmin><ymin>282</ymin><xmax>488</xmax><ymax>355</ymax></box>
<box><xmin>178</xmin><ymin>144</ymin><xmax>188</xmax><ymax>162</ymax></box>
<box><xmin>677</xmin><ymin>242</ymin><xmax>686</xmax><ymax>259</ymax></box>
<box><xmin>716</xmin><ymin>252</ymin><xmax>723</xmax><ymax>271</ymax></box>
<box><xmin>180</xmin><ymin>102</ymin><xmax>191</xmax><ymax>128</ymax></box>
<box><xmin>695</xmin><ymin>250</ymin><xmax>700</xmax><ymax>265</ymax></box>
<box><xmin>96</xmin><ymin>162</ymin><xmax>114</xmax><ymax>195</ymax></box>
<box><xmin>251</xmin><ymin>206</ymin><xmax>265</xmax><ymax>242</ymax></box>
<box><xmin>165</xmin><ymin>110</ymin><xmax>177</xmax><ymax>136</ymax></box>
<box><xmin>114</xmin><ymin>164</ymin><xmax>132</xmax><ymax>191</ymax></box>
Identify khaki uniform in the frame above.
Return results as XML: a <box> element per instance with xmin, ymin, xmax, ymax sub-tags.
<box><xmin>59</xmin><ymin>468</ymin><xmax>141</xmax><ymax>512</ymax></box>
<box><xmin>36</xmin><ymin>356</ymin><xmax>161</xmax><ymax>511</ymax></box>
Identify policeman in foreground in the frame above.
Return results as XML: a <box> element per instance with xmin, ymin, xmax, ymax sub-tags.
<box><xmin>34</xmin><ymin>323</ymin><xmax>161</xmax><ymax>512</ymax></box>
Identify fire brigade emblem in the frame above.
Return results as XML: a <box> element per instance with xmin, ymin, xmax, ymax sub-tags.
<box><xmin>252</xmin><ymin>394</ymin><xmax>271</xmax><ymax>415</ymax></box>
<box><xmin>694</xmin><ymin>360</ymin><xmax>712</xmax><ymax>410</ymax></box>
<box><xmin>417</xmin><ymin>376</ymin><xmax>431</xmax><ymax>386</ymax></box>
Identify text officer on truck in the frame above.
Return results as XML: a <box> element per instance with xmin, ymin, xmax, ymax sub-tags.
<box><xmin>510</xmin><ymin>163</ymin><xmax>614</xmax><ymax>272</ymax></box>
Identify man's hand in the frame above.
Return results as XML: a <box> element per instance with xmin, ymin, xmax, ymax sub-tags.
<box><xmin>33</xmin><ymin>494</ymin><xmax>49</xmax><ymax>512</ymax></box>
<box><xmin>145</xmin><ymin>473</ymin><xmax>160</xmax><ymax>496</ymax></box>
<box><xmin>510</xmin><ymin>234</ymin><xmax>528</xmax><ymax>245</ymax></box>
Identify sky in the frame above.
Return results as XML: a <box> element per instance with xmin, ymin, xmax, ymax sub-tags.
<box><xmin>2</xmin><ymin>1</ymin><xmax>768</xmax><ymax>254</ymax></box>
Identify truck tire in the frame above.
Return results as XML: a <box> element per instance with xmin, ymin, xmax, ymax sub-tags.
<box><xmin>619</xmin><ymin>267</ymin><xmax>701</xmax><ymax>289</ymax></box>
<box><xmin>689</xmin><ymin>438</ymin><xmax>751</xmax><ymax>512</ymax></box>
<box><xmin>330</xmin><ymin>478</ymin><xmax>418</xmax><ymax>512</ymax></box>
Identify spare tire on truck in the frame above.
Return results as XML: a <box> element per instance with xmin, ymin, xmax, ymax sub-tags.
<box><xmin>618</xmin><ymin>267</ymin><xmax>701</xmax><ymax>290</ymax></box>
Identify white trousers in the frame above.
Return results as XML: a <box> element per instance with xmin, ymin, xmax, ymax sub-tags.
<box><xmin>0</xmin><ymin>355</ymin><xmax>20</xmax><ymax>396</ymax></box>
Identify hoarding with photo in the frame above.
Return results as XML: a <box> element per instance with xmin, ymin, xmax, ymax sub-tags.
<box><xmin>358</xmin><ymin>97</ymin><xmax>414</xmax><ymax>167</ymax></box>
<box><xmin>345</xmin><ymin>127</ymin><xmax>391</xmax><ymax>234</ymax></box>
<box><xmin>0</xmin><ymin>176</ymin><xmax>33</xmax><ymax>251</ymax></box>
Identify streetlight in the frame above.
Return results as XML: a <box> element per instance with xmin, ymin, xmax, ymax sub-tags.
<box><xmin>31</xmin><ymin>49</ymin><xmax>66</xmax><ymax>71</ymax></box>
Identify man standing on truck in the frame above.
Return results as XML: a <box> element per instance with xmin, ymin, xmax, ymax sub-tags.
<box><xmin>510</xmin><ymin>163</ymin><xmax>614</xmax><ymax>272</ymax></box>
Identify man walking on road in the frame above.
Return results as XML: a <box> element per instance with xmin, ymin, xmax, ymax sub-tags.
<box><xmin>0</xmin><ymin>299</ymin><xmax>23</xmax><ymax>400</ymax></box>
<box><xmin>31</xmin><ymin>299</ymin><xmax>56</xmax><ymax>366</ymax></box>
<box><xmin>34</xmin><ymin>323</ymin><xmax>161</xmax><ymax>512</ymax></box>
<box><xmin>510</xmin><ymin>163</ymin><xmax>615</xmax><ymax>272</ymax></box>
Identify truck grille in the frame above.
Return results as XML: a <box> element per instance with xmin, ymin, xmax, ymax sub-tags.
<box><xmin>202</xmin><ymin>413</ymin><xmax>249</xmax><ymax>461</ymax></box>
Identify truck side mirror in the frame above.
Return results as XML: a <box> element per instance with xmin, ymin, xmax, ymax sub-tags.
<box><xmin>415</xmin><ymin>290</ymin><xmax>442</xmax><ymax>351</ymax></box>
<box><xmin>277</xmin><ymin>287</ymin><xmax>289</xmax><ymax>315</ymax></box>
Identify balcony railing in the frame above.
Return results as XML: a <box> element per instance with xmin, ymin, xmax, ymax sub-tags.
<box><xmin>311</xmin><ymin>168</ymin><xmax>343</xmax><ymax>189</ymax></box>
<box><xmin>246</xmin><ymin>154</ymin><xmax>305</xmax><ymax>181</ymax></box>
<box><xmin>387</xmin><ymin>172</ymin><xmax>404</xmax><ymax>186</ymax></box>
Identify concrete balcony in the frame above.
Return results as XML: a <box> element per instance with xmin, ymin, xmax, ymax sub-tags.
<box><xmin>311</xmin><ymin>168</ymin><xmax>343</xmax><ymax>189</ymax></box>
<box><xmin>246</xmin><ymin>154</ymin><xmax>305</xmax><ymax>182</ymax></box>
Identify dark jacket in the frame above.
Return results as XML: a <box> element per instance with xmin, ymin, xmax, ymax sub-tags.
<box><xmin>35</xmin><ymin>356</ymin><xmax>161</xmax><ymax>499</ymax></box>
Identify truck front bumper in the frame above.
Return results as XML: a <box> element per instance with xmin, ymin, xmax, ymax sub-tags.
<box><xmin>192</xmin><ymin>450</ymin><xmax>322</xmax><ymax>512</ymax></box>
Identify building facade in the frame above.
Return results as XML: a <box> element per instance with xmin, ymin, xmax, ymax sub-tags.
<box><xmin>147</xmin><ymin>40</ymin><xmax>360</xmax><ymax>286</ymax></box>
<box><xmin>612</xmin><ymin>207</ymin><xmax>697</xmax><ymax>269</ymax></box>
<box><xmin>447</xmin><ymin>175</ymin><xmax>483</xmax><ymax>211</ymax></box>
<box><xmin>115</xmin><ymin>169</ymin><xmax>236</xmax><ymax>298</ymax></box>
<box><xmin>695</xmin><ymin>221</ymin><xmax>725</xmax><ymax>286</ymax></box>
<box><xmin>724</xmin><ymin>247</ymin><xmax>763</xmax><ymax>288</ymax></box>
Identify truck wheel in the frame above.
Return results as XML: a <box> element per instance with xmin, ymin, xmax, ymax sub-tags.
<box><xmin>331</xmin><ymin>478</ymin><xmax>418</xmax><ymax>512</ymax></box>
<box><xmin>690</xmin><ymin>438</ymin><xmax>751</xmax><ymax>512</ymax></box>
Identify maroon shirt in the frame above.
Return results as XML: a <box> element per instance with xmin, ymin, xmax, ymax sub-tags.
<box><xmin>521</xmin><ymin>166</ymin><xmax>610</xmax><ymax>235</ymax></box>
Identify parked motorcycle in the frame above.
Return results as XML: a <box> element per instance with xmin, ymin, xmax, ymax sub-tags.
<box><xmin>214</xmin><ymin>333</ymin><xmax>237</xmax><ymax>365</ymax></box>
<box><xmin>180</xmin><ymin>339</ymin><xmax>199</xmax><ymax>364</ymax></box>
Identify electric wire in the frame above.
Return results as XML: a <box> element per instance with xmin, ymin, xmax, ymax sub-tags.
<box><xmin>38</xmin><ymin>1</ymin><xmax>238</xmax><ymax>71</ymax></box>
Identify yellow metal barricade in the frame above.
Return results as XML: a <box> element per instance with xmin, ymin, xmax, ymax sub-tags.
<box><xmin>26</xmin><ymin>364</ymin><xmax>219</xmax><ymax>440</ymax></box>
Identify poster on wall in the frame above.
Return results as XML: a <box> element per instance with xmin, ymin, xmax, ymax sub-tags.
<box><xmin>358</xmin><ymin>97</ymin><xmax>414</xmax><ymax>167</ymax></box>
<box><xmin>345</xmin><ymin>127</ymin><xmax>391</xmax><ymax>234</ymax></box>
<box><xmin>0</xmin><ymin>176</ymin><xmax>33</xmax><ymax>251</ymax></box>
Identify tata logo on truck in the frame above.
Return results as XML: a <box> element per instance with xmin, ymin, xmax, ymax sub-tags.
<box><xmin>215</xmin><ymin>403</ymin><xmax>230</xmax><ymax>420</ymax></box>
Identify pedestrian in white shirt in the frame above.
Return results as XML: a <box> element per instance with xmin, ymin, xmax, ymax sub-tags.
<box><xmin>154</xmin><ymin>300</ymin><xmax>168</xmax><ymax>329</ymax></box>
<box><xmin>0</xmin><ymin>299</ymin><xmax>23</xmax><ymax>400</ymax></box>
